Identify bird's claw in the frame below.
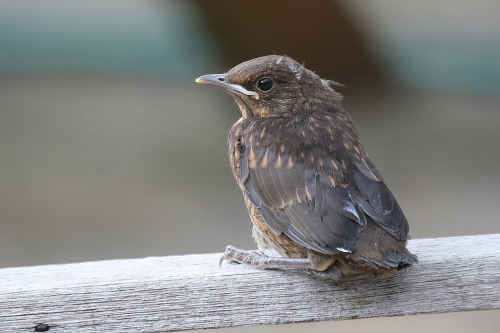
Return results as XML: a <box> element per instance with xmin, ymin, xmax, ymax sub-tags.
<box><xmin>219</xmin><ymin>245</ymin><xmax>238</xmax><ymax>268</ymax></box>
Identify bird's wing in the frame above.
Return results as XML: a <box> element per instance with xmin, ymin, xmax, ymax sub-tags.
<box><xmin>240</xmin><ymin>144</ymin><xmax>367</xmax><ymax>254</ymax></box>
<box><xmin>351</xmin><ymin>157</ymin><xmax>409</xmax><ymax>240</ymax></box>
<box><xmin>240</xmin><ymin>145</ymin><xmax>409</xmax><ymax>255</ymax></box>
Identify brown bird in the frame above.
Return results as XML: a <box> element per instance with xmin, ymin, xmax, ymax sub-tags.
<box><xmin>196</xmin><ymin>55</ymin><xmax>417</xmax><ymax>276</ymax></box>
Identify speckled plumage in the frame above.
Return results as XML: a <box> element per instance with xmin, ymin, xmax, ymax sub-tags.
<box><xmin>197</xmin><ymin>55</ymin><xmax>417</xmax><ymax>274</ymax></box>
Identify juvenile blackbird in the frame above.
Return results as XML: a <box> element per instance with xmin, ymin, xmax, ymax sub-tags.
<box><xmin>196</xmin><ymin>55</ymin><xmax>417</xmax><ymax>275</ymax></box>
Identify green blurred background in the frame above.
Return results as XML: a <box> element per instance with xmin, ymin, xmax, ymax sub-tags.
<box><xmin>1</xmin><ymin>0</ymin><xmax>499</xmax><ymax>332</ymax></box>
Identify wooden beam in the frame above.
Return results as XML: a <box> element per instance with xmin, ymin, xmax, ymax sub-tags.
<box><xmin>1</xmin><ymin>234</ymin><xmax>499</xmax><ymax>332</ymax></box>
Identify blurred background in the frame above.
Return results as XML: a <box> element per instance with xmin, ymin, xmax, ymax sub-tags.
<box><xmin>1</xmin><ymin>0</ymin><xmax>499</xmax><ymax>332</ymax></box>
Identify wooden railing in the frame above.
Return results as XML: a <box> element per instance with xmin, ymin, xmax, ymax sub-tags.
<box><xmin>1</xmin><ymin>234</ymin><xmax>499</xmax><ymax>332</ymax></box>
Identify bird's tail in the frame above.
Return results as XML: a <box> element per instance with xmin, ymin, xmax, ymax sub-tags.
<box><xmin>362</xmin><ymin>251</ymin><xmax>418</xmax><ymax>269</ymax></box>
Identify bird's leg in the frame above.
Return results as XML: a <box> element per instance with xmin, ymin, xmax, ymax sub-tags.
<box><xmin>221</xmin><ymin>245</ymin><xmax>314</xmax><ymax>270</ymax></box>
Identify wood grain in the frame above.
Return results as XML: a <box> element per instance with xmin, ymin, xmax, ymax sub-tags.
<box><xmin>1</xmin><ymin>234</ymin><xmax>499</xmax><ymax>332</ymax></box>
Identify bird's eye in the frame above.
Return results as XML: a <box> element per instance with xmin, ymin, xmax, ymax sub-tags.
<box><xmin>257</xmin><ymin>77</ymin><xmax>274</xmax><ymax>92</ymax></box>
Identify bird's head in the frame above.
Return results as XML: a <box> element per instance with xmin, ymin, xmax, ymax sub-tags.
<box><xmin>196</xmin><ymin>55</ymin><xmax>343</xmax><ymax>118</ymax></box>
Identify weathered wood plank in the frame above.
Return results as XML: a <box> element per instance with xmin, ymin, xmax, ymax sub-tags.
<box><xmin>1</xmin><ymin>234</ymin><xmax>499</xmax><ymax>333</ymax></box>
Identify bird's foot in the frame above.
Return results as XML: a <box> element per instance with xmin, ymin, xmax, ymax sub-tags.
<box><xmin>220</xmin><ymin>245</ymin><xmax>313</xmax><ymax>270</ymax></box>
<box><xmin>220</xmin><ymin>245</ymin><xmax>265</xmax><ymax>268</ymax></box>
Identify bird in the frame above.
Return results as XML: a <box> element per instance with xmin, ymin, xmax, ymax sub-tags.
<box><xmin>196</xmin><ymin>55</ymin><xmax>417</xmax><ymax>276</ymax></box>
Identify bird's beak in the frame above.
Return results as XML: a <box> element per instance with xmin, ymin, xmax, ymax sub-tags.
<box><xmin>195</xmin><ymin>74</ymin><xmax>260</xmax><ymax>100</ymax></box>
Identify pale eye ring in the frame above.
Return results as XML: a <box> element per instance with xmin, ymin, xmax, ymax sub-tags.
<box><xmin>257</xmin><ymin>77</ymin><xmax>274</xmax><ymax>92</ymax></box>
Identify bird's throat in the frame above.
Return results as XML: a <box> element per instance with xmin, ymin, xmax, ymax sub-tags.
<box><xmin>234</xmin><ymin>96</ymin><xmax>270</xmax><ymax>118</ymax></box>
